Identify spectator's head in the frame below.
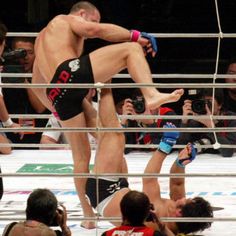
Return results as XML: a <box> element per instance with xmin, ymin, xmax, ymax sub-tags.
<box><xmin>26</xmin><ymin>188</ymin><xmax>58</xmax><ymax>226</ymax></box>
<box><xmin>0</xmin><ymin>22</ymin><xmax>7</xmax><ymax>56</ymax></box>
<box><xmin>176</xmin><ymin>196</ymin><xmax>213</xmax><ymax>234</ymax></box>
<box><xmin>11</xmin><ymin>37</ymin><xmax>35</xmax><ymax>72</ymax></box>
<box><xmin>70</xmin><ymin>1</ymin><xmax>100</xmax><ymax>23</ymax></box>
<box><xmin>120</xmin><ymin>190</ymin><xmax>151</xmax><ymax>226</ymax></box>
<box><xmin>226</xmin><ymin>60</ymin><xmax>236</xmax><ymax>99</ymax></box>
<box><xmin>199</xmin><ymin>88</ymin><xmax>224</xmax><ymax>115</ymax></box>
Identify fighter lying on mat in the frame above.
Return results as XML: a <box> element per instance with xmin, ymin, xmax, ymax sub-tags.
<box><xmin>85</xmin><ymin>88</ymin><xmax>213</xmax><ymax>235</ymax></box>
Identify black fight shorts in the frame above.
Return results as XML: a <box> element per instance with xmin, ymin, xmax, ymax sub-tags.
<box><xmin>46</xmin><ymin>55</ymin><xmax>94</xmax><ymax>120</ymax></box>
<box><xmin>86</xmin><ymin>178</ymin><xmax>129</xmax><ymax>209</ymax></box>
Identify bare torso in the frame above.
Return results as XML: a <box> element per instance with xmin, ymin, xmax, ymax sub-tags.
<box><xmin>32</xmin><ymin>15</ymin><xmax>85</xmax><ymax>110</ymax></box>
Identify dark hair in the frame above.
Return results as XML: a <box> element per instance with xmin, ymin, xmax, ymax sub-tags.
<box><xmin>176</xmin><ymin>197</ymin><xmax>213</xmax><ymax>234</ymax></box>
<box><xmin>120</xmin><ymin>190</ymin><xmax>151</xmax><ymax>226</ymax></box>
<box><xmin>70</xmin><ymin>1</ymin><xmax>98</xmax><ymax>14</ymax></box>
<box><xmin>0</xmin><ymin>22</ymin><xmax>7</xmax><ymax>44</ymax></box>
<box><xmin>11</xmin><ymin>37</ymin><xmax>35</xmax><ymax>48</ymax></box>
<box><xmin>26</xmin><ymin>188</ymin><xmax>58</xmax><ymax>226</ymax></box>
<box><xmin>200</xmin><ymin>88</ymin><xmax>224</xmax><ymax>106</ymax></box>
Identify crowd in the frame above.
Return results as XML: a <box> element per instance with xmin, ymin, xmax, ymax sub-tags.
<box><xmin>0</xmin><ymin>0</ymin><xmax>235</xmax><ymax>235</ymax></box>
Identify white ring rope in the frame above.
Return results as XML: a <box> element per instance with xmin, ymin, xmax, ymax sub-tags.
<box><xmin>7</xmin><ymin>114</ymin><xmax>236</xmax><ymax>121</ymax></box>
<box><xmin>6</xmin><ymin>32</ymin><xmax>236</xmax><ymax>38</ymax></box>
<box><xmin>1</xmin><ymin>127</ymin><xmax>236</xmax><ymax>133</ymax></box>
<box><xmin>1</xmin><ymin>72</ymin><xmax>236</xmax><ymax>79</ymax></box>
<box><xmin>0</xmin><ymin>216</ymin><xmax>235</xmax><ymax>223</ymax></box>
<box><xmin>1</xmin><ymin>82</ymin><xmax>236</xmax><ymax>89</ymax></box>
<box><xmin>0</xmin><ymin>172</ymin><xmax>236</xmax><ymax>178</ymax></box>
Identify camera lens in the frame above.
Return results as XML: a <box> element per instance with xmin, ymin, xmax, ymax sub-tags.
<box><xmin>132</xmin><ymin>96</ymin><xmax>145</xmax><ymax>114</ymax></box>
<box><xmin>191</xmin><ymin>99</ymin><xmax>207</xmax><ymax>114</ymax></box>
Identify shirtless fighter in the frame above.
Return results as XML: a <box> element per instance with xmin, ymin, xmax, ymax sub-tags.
<box><xmin>32</xmin><ymin>1</ymin><xmax>184</xmax><ymax>226</ymax></box>
<box><xmin>86</xmin><ymin>88</ymin><xmax>213</xmax><ymax>235</ymax></box>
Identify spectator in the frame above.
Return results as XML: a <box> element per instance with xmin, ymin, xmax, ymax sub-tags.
<box><xmin>117</xmin><ymin>89</ymin><xmax>179</xmax><ymax>153</ymax></box>
<box><xmin>0</xmin><ymin>22</ymin><xmax>22</xmax><ymax>144</ymax></box>
<box><xmin>2</xmin><ymin>36</ymin><xmax>50</xmax><ymax>149</ymax></box>
<box><xmin>101</xmin><ymin>190</ymin><xmax>169</xmax><ymax>236</ymax></box>
<box><xmin>223</xmin><ymin>59</ymin><xmax>236</xmax><ymax>113</ymax></box>
<box><xmin>2</xmin><ymin>188</ymin><xmax>71</xmax><ymax>236</ymax></box>
<box><xmin>178</xmin><ymin>88</ymin><xmax>236</xmax><ymax>157</ymax></box>
<box><xmin>102</xmin><ymin>191</ymin><xmax>169</xmax><ymax>236</ymax></box>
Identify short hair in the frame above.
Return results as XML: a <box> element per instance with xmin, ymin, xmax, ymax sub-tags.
<box><xmin>120</xmin><ymin>190</ymin><xmax>151</xmax><ymax>226</ymax></box>
<box><xmin>200</xmin><ymin>88</ymin><xmax>224</xmax><ymax>106</ymax></box>
<box><xmin>70</xmin><ymin>1</ymin><xmax>98</xmax><ymax>14</ymax></box>
<box><xmin>176</xmin><ymin>197</ymin><xmax>213</xmax><ymax>234</ymax></box>
<box><xmin>0</xmin><ymin>22</ymin><xmax>7</xmax><ymax>44</ymax></box>
<box><xmin>11</xmin><ymin>37</ymin><xmax>35</xmax><ymax>49</ymax></box>
<box><xmin>26</xmin><ymin>188</ymin><xmax>58</xmax><ymax>226</ymax></box>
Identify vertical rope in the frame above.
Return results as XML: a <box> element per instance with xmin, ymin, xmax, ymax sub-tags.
<box><xmin>211</xmin><ymin>0</ymin><xmax>223</xmax><ymax>149</ymax></box>
<box><xmin>95</xmin><ymin>84</ymin><xmax>102</xmax><ymax>230</ymax></box>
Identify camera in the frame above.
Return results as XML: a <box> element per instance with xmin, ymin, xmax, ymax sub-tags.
<box><xmin>132</xmin><ymin>96</ymin><xmax>145</xmax><ymax>114</ymax></box>
<box><xmin>50</xmin><ymin>205</ymin><xmax>64</xmax><ymax>226</ymax></box>
<box><xmin>191</xmin><ymin>99</ymin><xmax>212</xmax><ymax>114</ymax></box>
<box><xmin>1</xmin><ymin>48</ymin><xmax>27</xmax><ymax>64</ymax></box>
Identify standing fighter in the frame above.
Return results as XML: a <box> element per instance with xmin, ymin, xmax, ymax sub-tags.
<box><xmin>32</xmin><ymin>1</ymin><xmax>184</xmax><ymax>225</ymax></box>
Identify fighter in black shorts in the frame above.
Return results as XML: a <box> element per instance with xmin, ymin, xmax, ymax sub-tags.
<box><xmin>46</xmin><ymin>55</ymin><xmax>94</xmax><ymax>121</ymax></box>
<box><xmin>86</xmin><ymin>178</ymin><xmax>129</xmax><ymax>215</ymax></box>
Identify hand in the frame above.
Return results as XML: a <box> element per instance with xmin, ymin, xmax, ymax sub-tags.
<box><xmin>120</xmin><ymin>99</ymin><xmax>135</xmax><ymax>126</ymax></box>
<box><xmin>9</xmin><ymin>122</ymin><xmax>24</xmax><ymax>140</ymax></box>
<box><xmin>130</xmin><ymin>30</ymin><xmax>157</xmax><ymax>57</ymax></box>
<box><xmin>158</xmin><ymin>122</ymin><xmax>179</xmax><ymax>154</ymax></box>
<box><xmin>196</xmin><ymin>104</ymin><xmax>214</xmax><ymax>127</ymax></box>
<box><xmin>55</xmin><ymin>204</ymin><xmax>71</xmax><ymax>235</ymax></box>
<box><xmin>140</xmin><ymin>32</ymin><xmax>158</xmax><ymax>57</ymax></box>
<box><xmin>182</xmin><ymin>100</ymin><xmax>193</xmax><ymax>124</ymax></box>
<box><xmin>176</xmin><ymin>143</ymin><xmax>196</xmax><ymax>167</ymax></box>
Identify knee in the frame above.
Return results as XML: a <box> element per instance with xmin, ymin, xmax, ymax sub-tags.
<box><xmin>126</xmin><ymin>42</ymin><xmax>143</xmax><ymax>53</ymax></box>
<box><xmin>123</xmin><ymin>42</ymin><xmax>143</xmax><ymax>55</ymax></box>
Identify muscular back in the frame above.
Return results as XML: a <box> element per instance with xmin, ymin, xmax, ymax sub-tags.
<box><xmin>34</xmin><ymin>15</ymin><xmax>84</xmax><ymax>83</ymax></box>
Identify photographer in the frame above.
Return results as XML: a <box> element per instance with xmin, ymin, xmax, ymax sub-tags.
<box><xmin>2</xmin><ymin>37</ymin><xmax>49</xmax><ymax>148</ymax></box>
<box><xmin>101</xmin><ymin>190</ymin><xmax>171</xmax><ymax>236</ymax></box>
<box><xmin>2</xmin><ymin>188</ymin><xmax>71</xmax><ymax>236</ymax></box>
<box><xmin>118</xmin><ymin>89</ymin><xmax>179</xmax><ymax>154</ymax></box>
<box><xmin>0</xmin><ymin>22</ymin><xmax>22</xmax><ymax>141</ymax></box>
<box><xmin>178</xmin><ymin>88</ymin><xmax>236</xmax><ymax>157</ymax></box>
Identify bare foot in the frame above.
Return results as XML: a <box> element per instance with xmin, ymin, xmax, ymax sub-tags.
<box><xmin>80</xmin><ymin>220</ymin><xmax>96</xmax><ymax>229</ymax></box>
<box><xmin>145</xmin><ymin>89</ymin><xmax>184</xmax><ymax>110</ymax></box>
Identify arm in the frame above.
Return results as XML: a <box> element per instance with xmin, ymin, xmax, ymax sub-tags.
<box><xmin>0</xmin><ymin>134</ymin><xmax>11</xmax><ymax>154</ymax></box>
<box><xmin>169</xmin><ymin>143</ymin><xmax>196</xmax><ymax>201</ymax></box>
<box><xmin>143</xmin><ymin>149</ymin><xmax>167</xmax><ymax>202</ymax></box>
<box><xmin>0</xmin><ymin>96</ymin><xmax>24</xmax><ymax>139</ymax></box>
<box><xmin>67</xmin><ymin>15</ymin><xmax>156</xmax><ymax>55</ymax></box>
<box><xmin>143</xmin><ymin>123</ymin><xmax>179</xmax><ymax>202</ymax></box>
<box><xmin>0</xmin><ymin>95</ymin><xmax>11</xmax><ymax>123</ymax></box>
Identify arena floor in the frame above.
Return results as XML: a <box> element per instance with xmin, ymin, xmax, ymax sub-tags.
<box><xmin>0</xmin><ymin>149</ymin><xmax>236</xmax><ymax>236</ymax></box>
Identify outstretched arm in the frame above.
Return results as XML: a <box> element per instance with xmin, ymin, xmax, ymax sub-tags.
<box><xmin>142</xmin><ymin>150</ymin><xmax>167</xmax><ymax>202</ymax></box>
<box><xmin>142</xmin><ymin>123</ymin><xmax>179</xmax><ymax>202</ymax></box>
<box><xmin>169</xmin><ymin>143</ymin><xmax>196</xmax><ymax>201</ymax></box>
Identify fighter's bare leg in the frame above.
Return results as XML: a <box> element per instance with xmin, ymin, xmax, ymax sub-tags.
<box><xmin>93</xmin><ymin>88</ymin><xmax>129</xmax><ymax>220</ymax></box>
<box><xmin>89</xmin><ymin>42</ymin><xmax>184</xmax><ymax>110</ymax></box>
<box><xmin>59</xmin><ymin>110</ymin><xmax>95</xmax><ymax>228</ymax></box>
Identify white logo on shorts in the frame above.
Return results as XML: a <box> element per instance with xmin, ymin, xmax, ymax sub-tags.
<box><xmin>69</xmin><ymin>59</ymin><xmax>80</xmax><ymax>72</ymax></box>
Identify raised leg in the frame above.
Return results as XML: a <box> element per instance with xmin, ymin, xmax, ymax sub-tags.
<box><xmin>89</xmin><ymin>42</ymin><xmax>184</xmax><ymax>110</ymax></box>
